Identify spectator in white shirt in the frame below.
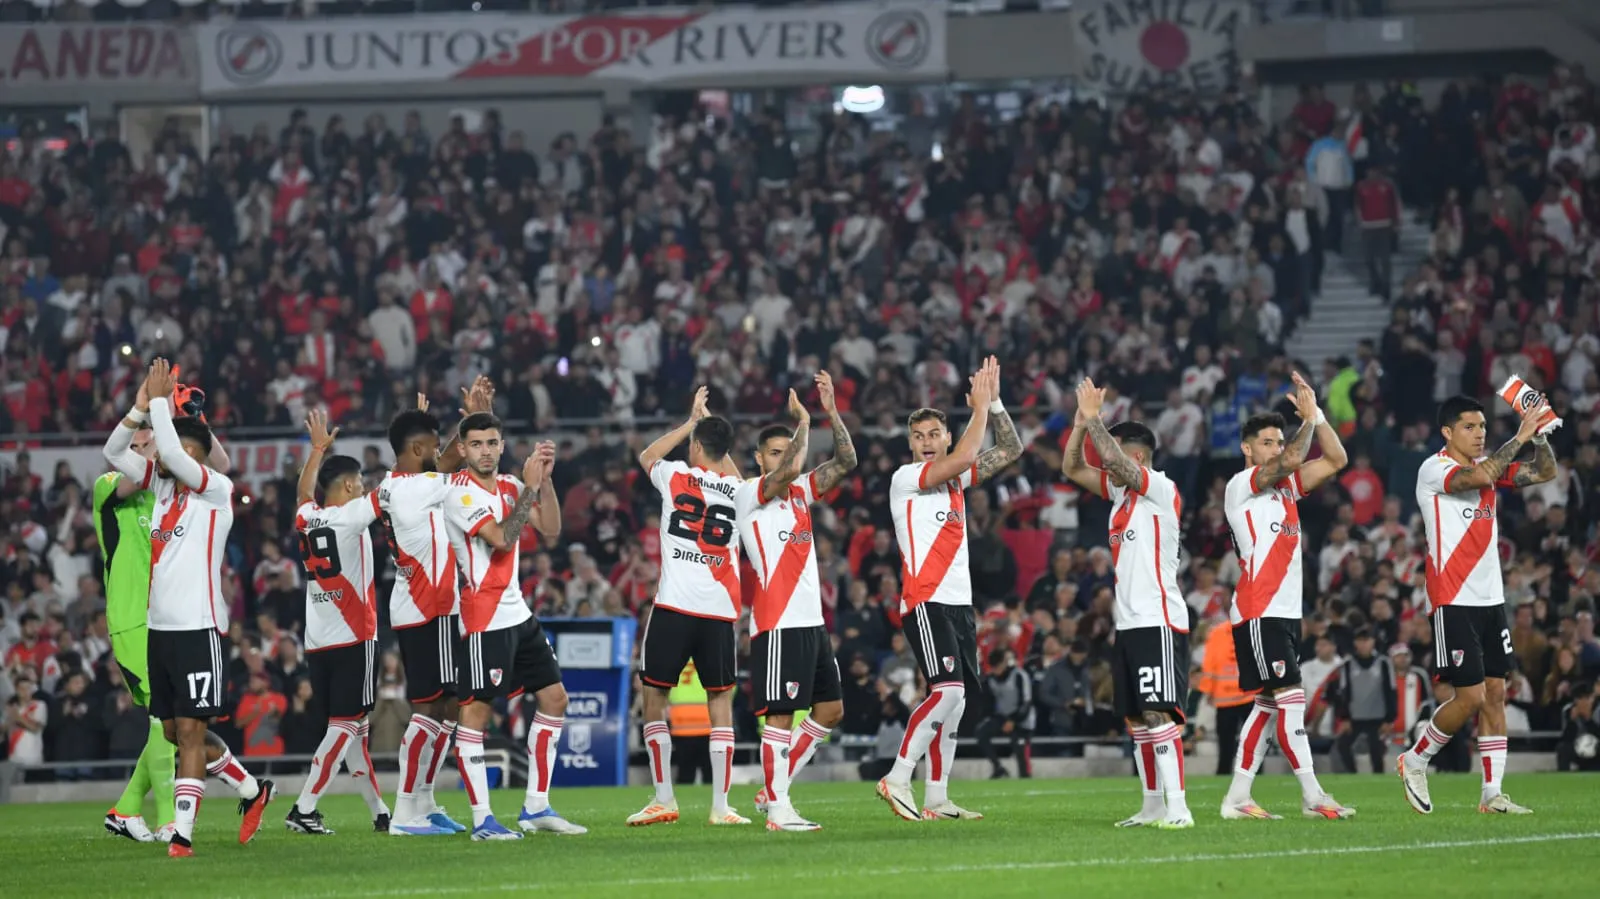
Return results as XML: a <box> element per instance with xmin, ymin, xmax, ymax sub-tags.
<box><xmin>594</xmin><ymin>346</ymin><xmax>638</xmax><ymax>422</ymax></box>
<box><xmin>1318</xmin><ymin>525</ymin><xmax>1359</xmax><ymax>593</ymax></box>
<box><xmin>749</xmin><ymin>273</ymin><xmax>793</xmax><ymax>352</ymax></box>
<box><xmin>1181</xmin><ymin>344</ymin><xmax>1225</xmax><ymax>403</ymax></box>
<box><xmin>614</xmin><ymin>304</ymin><xmax>661</xmax><ymax>375</ymax></box>
<box><xmin>1154</xmin><ymin>388</ymin><xmax>1206</xmax><ymax>501</ymax></box>
<box><xmin>368</xmin><ymin>287</ymin><xmax>416</xmax><ymax>372</ymax></box>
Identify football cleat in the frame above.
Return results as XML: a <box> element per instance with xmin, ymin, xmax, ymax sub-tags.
<box><xmin>105</xmin><ymin>810</ymin><xmax>155</xmax><ymax>842</ymax></box>
<box><xmin>1154</xmin><ymin>811</ymin><xmax>1195</xmax><ymax>830</ymax></box>
<box><xmin>1480</xmin><ymin>794</ymin><xmax>1533</xmax><ymax>814</ymax></box>
<box><xmin>1114</xmin><ymin>811</ymin><xmax>1165</xmax><ymax>828</ymax></box>
<box><xmin>922</xmin><ymin>801</ymin><xmax>984</xmax><ymax>821</ymax></box>
<box><xmin>154</xmin><ymin>822</ymin><xmax>177</xmax><ymax>844</ymax></box>
<box><xmin>427</xmin><ymin>807</ymin><xmax>467</xmax><ymax>833</ymax></box>
<box><xmin>1398</xmin><ymin>754</ymin><xmax>1433</xmax><ymax>814</ymax></box>
<box><xmin>626</xmin><ymin>800</ymin><xmax>680</xmax><ymax>827</ymax></box>
<box><xmin>372</xmin><ymin>813</ymin><xmax>391</xmax><ymax>833</ymax></box>
<box><xmin>237</xmin><ymin>779</ymin><xmax>275</xmax><ymax>844</ymax></box>
<box><xmin>387</xmin><ymin>817</ymin><xmax>452</xmax><ymax>836</ymax></box>
<box><xmin>765</xmin><ymin>803</ymin><xmax>821</xmax><ymax>832</ymax></box>
<box><xmin>753</xmin><ymin>786</ymin><xmax>772</xmax><ymax>814</ymax></box>
<box><xmin>1221</xmin><ymin>800</ymin><xmax>1283</xmax><ymax>820</ymax></box>
<box><xmin>1304</xmin><ymin>794</ymin><xmax>1356</xmax><ymax>819</ymax></box>
<box><xmin>876</xmin><ymin>778</ymin><xmax>920</xmax><ymax>822</ymax></box>
<box><xmin>168</xmin><ymin>835</ymin><xmax>194</xmax><ymax>858</ymax></box>
<box><xmin>284</xmin><ymin>805</ymin><xmax>335</xmax><ymax>835</ymax></box>
<box><xmin>470</xmin><ymin>816</ymin><xmax>524</xmax><ymax>841</ymax></box>
<box><xmin>708</xmin><ymin>808</ymin><xmax>752</xmax><ymax>826</ymax></box>
<box><xmin>517</xmin><ymin>807</ymin><xmax>588</xmax><ymax>834</ymax></box>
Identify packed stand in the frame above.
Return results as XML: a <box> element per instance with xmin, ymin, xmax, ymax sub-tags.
<box><xmin>3</xmin><ymin>72</ymin><xmax>1599</xmax><ymax>770</ymax></box>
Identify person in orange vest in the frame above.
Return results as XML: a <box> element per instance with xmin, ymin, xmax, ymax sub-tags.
<box><xmin>1197</xmin><ymin>616</ymin><xmax>1257</xmax><ymax>776</ymax></box>
<box><xmin>664</xmin><ymin>660</ymin><xmax>712</xmax><ymax>785</ymax></box>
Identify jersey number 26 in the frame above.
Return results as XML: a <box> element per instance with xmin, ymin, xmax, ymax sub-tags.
<box><xmin>667</xmin><ymin>494</ymin><xmax>735</xmax><ymax>547</ymax></box>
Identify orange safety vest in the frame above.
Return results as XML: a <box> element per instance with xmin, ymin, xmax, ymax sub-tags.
<box><xmin>1197</xmin><ymin>621</ymin><xmax>1255</xmax><ymax>709</ymax></box>
<box><xmin>667</xmin><ymin>661</ymin><xmax>711</xmax><ymax>738</ymax></box>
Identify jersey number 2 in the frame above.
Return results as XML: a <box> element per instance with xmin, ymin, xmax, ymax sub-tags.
<box><xmin>298</xmin><ymin>526</ymin><xmax>343</xmax><ymax>579</ymax></box>
<box><xmin>667</xmin><ymin>494</ymin><xmax>736</xmax><ymax>547</ymax></box>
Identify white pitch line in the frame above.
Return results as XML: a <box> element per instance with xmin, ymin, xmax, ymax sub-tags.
<box><xmin>313</xmin><ymin>831</ymin><xmax>1600</xmax><ymax>898</ymax></box>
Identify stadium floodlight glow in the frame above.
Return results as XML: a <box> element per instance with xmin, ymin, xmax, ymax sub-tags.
<box><xmin>839</xmin><ymin>85</ymin><xmax>886</xmax><ymax>114</ymax></box>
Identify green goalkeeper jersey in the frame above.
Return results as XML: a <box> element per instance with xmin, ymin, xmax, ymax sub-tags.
<box><xmin>93</xmin><ymin>471</ymin><xmax>154</xmax><ymax>636</ymax></box>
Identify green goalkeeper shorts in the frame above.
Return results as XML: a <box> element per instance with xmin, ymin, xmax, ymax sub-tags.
<box><xmin>112</xmin><ymin>626</ymin><xmax>151</xmax><ymax>708</ymax></box>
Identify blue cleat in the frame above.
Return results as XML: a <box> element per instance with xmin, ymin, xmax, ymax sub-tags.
<box><xmin>387</xmin><ymin>817</ymin><xmax>453</xmax><ymax>836</ymax></box>
<box><xmin>428</xmin><ymin>808</ymin><xmax>468</xmax><ymax>834</ymax></box>
<box><xmin>518</xmin><ymin>806</ymin><xmax>588</xmax><ymax>834</ymax></box>
<box><xmin>470</xmin><ymin>815</ymin><xmax>523</xmax><ymax>841</ymax></box>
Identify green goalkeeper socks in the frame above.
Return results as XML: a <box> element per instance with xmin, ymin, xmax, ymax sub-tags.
<box><xmin>113</xmin><ymin>718</ymin><xmax>176</xmax><ymax>824</ymax></box>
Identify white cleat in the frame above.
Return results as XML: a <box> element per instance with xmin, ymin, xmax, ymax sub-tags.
<box><xmin>1304</xmin><ymin>794</ymin><xmax>1356</xmax><ymax>819</ymax></box>
<box><xmin>625</xmin><ymin>800</ymin><xmax>680</xmax><ymax>827</ymax></box>
<box><xmin>708</xmin><ymin>808</ymin><xmax>752</xmax><ymax>826</ymax></box>
<box><xmin>518</xmin><ymin>808</ymin><xmax>589</xmax><ymax>834</ymax></box>
<box><xmin>765</xmin><ymin>803</ymin><xmax>821</xmax><ymax>832</ymax></box>
<box><xmin>1114</xmin><ymin>811</ymin><xmax>1166</xmax><ymax>828</ymax></box>
<box><xmin>153</xmin><ymin>822</ymin><xmax>176</xmax><ymax>844</ymax></box>
<box><xmin>1480</xmin><ymin>793</ymin><xmax>1533</xmax><ymax>814</ymax></box>
<box><xmin>1221</xmin><ymin>800</ymin><xmax>1283</xmax><ymax>820</ymax></box>
<box><xmin>104</xmin><ymin>812</ymin><xmax>155</xmax><ymax>842</ymax></box>
<box><xmin>1154</xmin><ymin>810</ymin><xmax>1195</xmax><ymax>830</ymax></box>
<box><xmin>921</xmin><ymin>801</ymin><xmax>984</xmax><ymax>821</ymax></box>
<box><xmin>1397</xmin><ymin>753</ymin><xmax>1433</xmax><ymax>814</ymax></box>
<box><xmin>876</xmin><ymin>778</ymin><xmax>920</xmax><ymax>822</ymax></box>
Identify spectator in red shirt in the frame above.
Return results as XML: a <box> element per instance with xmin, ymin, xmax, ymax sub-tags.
<box><xmin>236</xmin><ymin>671</ymin><xmax>287</xmax><ymax>757</ymax></box>
<box><xmin>1340</xmin><ymin>455</ymin><xmax>1386</xmax><ymax>526</ymax></box>
<box><xmin>1355</xmin><ymin>165</ymin><xmax>1402</xmax><ymax>301</ymax></box>
<box><xmin>4</xmin><ymin>613</ymin><xmax>55</xmax><ymax>671</ymax></box>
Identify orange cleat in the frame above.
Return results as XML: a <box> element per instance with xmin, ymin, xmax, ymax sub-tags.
<box><xmin>168</xmin><ymin>838</ymin><xmax>193</xmax><ymax>858</ymax></box>
<box><xmin>237</xmin><ymin>779</ymin><xmax>275</xmax><ymax>844</ymax></box>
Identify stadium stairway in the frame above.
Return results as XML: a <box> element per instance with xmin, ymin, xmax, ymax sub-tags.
<box><xmin>1284</xmin><ymin>212</ymin><xmax>1432</xmax><ymax>369</ymax></box>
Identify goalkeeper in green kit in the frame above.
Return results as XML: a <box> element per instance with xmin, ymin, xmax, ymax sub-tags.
<box><xmin>96</xmin><ymin>378</ymin><xmax>227</xmax><ymax>842</ymax></box>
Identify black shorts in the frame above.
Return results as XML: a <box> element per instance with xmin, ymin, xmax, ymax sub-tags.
<box><xmin>394</xmin><ymin>615</ymin><xmax>462</xmax><ymax>704</ymax></box>
<box><xmin>148</xmin><ymin>628</ymin><xmax>226</xmax><ymax>721</ymax></box>
<box><xmin>308</xmin><ymin>640</ymin><xmax>378</xmax><ymax>720</ymax></box>
<box><xmin>1235</xmin><ymin>617</ymin><xmax>1303</xmax><ymax>693</ymax></box>
<box><xmin>460</xmin><ymin>617</ymin><xmax>562</xmax><ymax>705</ymax></box>
<box><xmin>1112</xmin><ymin>626</ymin><xmax>1190</xmax><ymax>723</ymax></box>
<box><xmin>639</xmin><ymin>606</ymin><xmax>737</xmax><ymax>692</ymax></box>
<box><xmin>1431</xmin><ymin>604</ymin><xmax>1512</xmax><ymax>688</ymax></box>
<box><xmin>904</xmin><ymin>603</ymin><xmax>981</xmax><ymax>689</ymax></box>
<box><xmin>751</xmin><ymin>626</ymin><xmax>843</xmax><ymax>716</ymax></box>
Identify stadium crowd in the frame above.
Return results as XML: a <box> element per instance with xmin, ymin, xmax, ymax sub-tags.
<box><xmin>2</xmin><ymin>65</ymin><xmax>1599</xmax><ymax>774</ymax></box>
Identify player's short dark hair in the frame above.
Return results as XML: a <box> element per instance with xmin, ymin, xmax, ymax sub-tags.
<box><xmin>172</xmin><ymin>416</ymin><xmax>214</xmax><ymax>455</ymax></box>
<box><xmin>1437</xmin><ymin>395</ymin><xmax>1486</xmax><ymax>430</ymax></box>
<box><xmin>907</xmin><ymin>407</ymin><xmax>946</xmax><ymax>430</ymax></box>
<box><xmin>1108</xmin><ymin>421</ymin><xmax>1157</xmax><ymax>455</ymax></box>
<box><xmin>1241</xmin><ymin>412</ymin><xmax>1287</xmax><ymax>441</ymax></box>
<box><xmin>317</xmin><ymin>455</ymin><xmax>363</xmax><ymax>493</ymax></box>
<box><xmin>692</xmin><ymin>416</ymin><xmax>734</xmax><ymax>459</ymax></box>
<box><xmin>458</xmin><ymin>412</ymin><xmax>503</xmax><ymax>440</ymax></box>
<box><xmin>387</xmin><ymin>410</ymin><xmax>440</xmax><ymax>455</ymax></box>
<box><xmin>757</xmin><ymin>424</ymin><xmax>791</xmax><ymax>448</ymax></box>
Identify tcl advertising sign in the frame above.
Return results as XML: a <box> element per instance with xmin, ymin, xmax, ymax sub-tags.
<box><xmin>195</xmin><ymin>3</ymin><xmax>945</xmax><ymax>94</ymax></box>
<box><xmin>0</xmin><ymin>25</ymin><xmax>193</xmax><ymax>87</ymax></box>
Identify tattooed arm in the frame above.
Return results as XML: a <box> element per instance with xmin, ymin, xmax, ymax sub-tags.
<box><xmin>1512</xmin><ymin>437</ymin><xmax>1558</xmax><ymax>487</ymax></box>
<box><xmin>1083</xmin><ymin>415</ymin><xmax>1144</xmax><ymax>490</ymax></box>
<box><xmin>974</xmin><ymin>407</ymin><xmax>1023</xmax><ymax>485</ymax></box>
<box><xmin>1447</xmin><ymin>403</ymin><xmax>1547</xmax><ymax>493</ymax></box>
<box><xmin>760</xmin><ymin>418</ymin><xmax>810</xmax><ymax>502</ymax></box>
<box><xmin>809</xmin><ymin>408</ymin><xmax>858</xmax><ymax>495</ymax></box>
<box><xmin>1249</xmin><ymin>420</ymin><xmax>1315</xmax><ymax>493</ymax></box>
<box><xmin>1058</xmin><ymin>413</ymin><xmax>1108</xmax><ymax>497</ymax></box>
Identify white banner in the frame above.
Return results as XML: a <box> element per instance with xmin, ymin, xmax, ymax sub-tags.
<box><xmin>1072</xmin><ymin>0</ymin><xmax>1249</xmax><ymax>96</ymax></box>
<box><xmin>13</xmin><ymin>436</ymin><xmax>393</xmax><ymax>495</ymax></box>
<box><xmin>196</xmin><ymin>4</ymin><xmax>944</xmax><ymax>95</ymax></box>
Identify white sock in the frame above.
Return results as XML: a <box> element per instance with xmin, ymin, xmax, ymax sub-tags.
<box><xmin>350</xmin><ymin>719</ymin><xmax>391</xmax><ymax>818</ymax></box>
<box><xmin>206</xmin><ymin>749</ymin><xmax>260</xmax><ymax>801</ymax></box>
<box><xmin>1409</xmin><ymin>715</ymin><xmax>1453</xmax><ymax>764</ymax></box>
<box><xmin>173</xmin><ymin>778</ymin><xmax>204</xmax><ymax>842</ymax></box>
<box><xmin>924</xmin><ymin>694</ymin><xmax>965</xmax><ymax>808</ymax></box>
<box><xmin>1479</xmin><ymin>735</ymin><xmax>1508</xmax><ymax>802</ymax></box>
<box><xmin>523</xmin><ymin>712</ymin><xmax>562</xmax><ymax>813</ymax></box>
<box><xmin>1274</xmin><ymin>689</ymin><xmax>1324</xmax><ymax>801</ymax></box>
<box><xmin>297</xmin><ymin>720</ymin><xmax>359</xmax><ymax>813</ymax></box>
<box><xmin>1148</xmin><ymin>722</ymin><xmax>1188</xmax><ymax>815</ymax></box>
<box><xmin>455</xmin><ymin>726</ymin><xmax>492</xmax><ymax>827</ymax></box>
<box><xmin>710</xmin><ymin>727</ymin><xmax>735</xmax><ymax>815</ymax></box>
<box><xmin>395</xmin><ymin>713</ymin><xmax>439</xmax><ymax>823</ymax></box>
<box><xmin>788</xmin><ymin>718</ymin><xmax>830</xmax><ymax>781</ymax></box>
<box><xmin>889</xmin><ymin>685</ymin><xmax>964</xmax><ymax>785</ymax></box>
<box><xmin>418</xmin><ymin>720</ymin><xmax>455</xmax><ymax>813</ymax></box>
<box><xmin>642</xmin><ymin>720</ymin><xmax>674</xmax><ymax>805</ymax></box>
<box><xmin>1130</xmin><ymin>725</ymin><xmax>1164</xmax><ymax>817</ymax></box>
<box><xmin>761</xmin><ymin>725</ymin><xmax>792</xmax><ymax>807</ymax></box>
<box><xmin>1225</xmin><ymin>696</ymin><xmax>1278</xmax><ymax>805</ymax></box>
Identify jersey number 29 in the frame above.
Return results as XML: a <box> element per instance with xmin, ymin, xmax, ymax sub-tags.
<box><xmin>667</xmin><ymin>494</ymin><xmax>736</xmax><ymax>547</ymax></box>
<box><xmin>298</xmin><ymin>526</ymin><xmax>343</xmax><ymax>579</ymax></box>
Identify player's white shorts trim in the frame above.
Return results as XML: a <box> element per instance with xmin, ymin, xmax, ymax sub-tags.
<box><xmin>1247</xmin><ymin>618</ymin><xmax>1269</xmax><ymax>681</ymax></box>
<box><xmin>207</xmin><ymin>629</ymin><xmax>224</xmax><ymax>710</ymax></box>
<box><xmin>912</xmin><ymin>605</ymin><xmax>939</xmax><ymax>680</ymax></box>
<box><xmin>439</xmin><ymin>617</ymin><xmax>455</xmax><ymax>684</ymax></box>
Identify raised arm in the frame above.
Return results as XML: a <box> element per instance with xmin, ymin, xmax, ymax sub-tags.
<box><xmin>434</xmin><ymin>376</ymin><xmax>495</xmax><ymax>473</ymax></box>
<box><xmin>1446</xmin><ymin>401</ymin><xmax>1546</xmax><ymax>493</ymax></box>
<box><xmin>145</xmin><ymin>359</ymin><xmax>208</xmax><ymax>491</ymax></box>
<box><xmin>1512</xmin><ymin>434</ymin><xmax>1558</xmax><ymax>487</ymax></box>
<box><xmin>974</xmin><ymin>368</ymin><xmax>1023</xmax><ymax>485</ymax></box>
<box><xmin>527</xmin><ymin>441</ymin><xmax>561</xmax><ymax>543</ymax></box>
<box><xmin>640</xmin><ymin>386</ymin><xmax>706</xmax><ymax>473</ymax></box>
<box><xmin>808</xmin><ymin>371</ymin><xmax>858</xmax><ymax>495</ymax></box>
<box><xmin>1059</xmin><ymin>408</ymin><xmax>1107</xmax><ymax>497</ymax></box>
<box><xmin>296</xmin><ymin>408</ymin><xmax>338</xmax><ymax>506</ymax></box>
<box><xmin>473</xmin><ymin>450</ymin><xmax>554</xmax><ymax>551</ymax></box>
<box><xmin>1076</xmin><ymin>378</ymin><xmax>1141</xmax><ymax>489</ymax></box>
<box><xmin>924</xmin><ymin>357</ymin><xmax>997</xmax><ymax>486</ymax></box>
<box><xmin>761</xmin><ymin>390</ymin><xmax>811</xmax><ymax>502</ymax></box>
<box><xmin>1287</xmin><ymin>372</ymin><xmax>1348</xmax><ymax>492</ymax></box>
<box><xmin>1249</xmin><ymin>390</ymin><xmax>1318</xmax><ymax>493</ymax></box>
<box><xmin>103</xmin><ymin>376</ymin><xmax>153</xmax><ymax>483</ymax></box>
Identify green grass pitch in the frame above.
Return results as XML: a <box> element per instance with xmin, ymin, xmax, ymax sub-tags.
<box><xmin>4</xmin><ymin>773</ymin><xmax>1597</xmax><ymax>897</ymax></box>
